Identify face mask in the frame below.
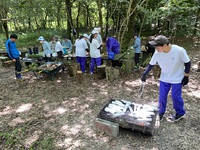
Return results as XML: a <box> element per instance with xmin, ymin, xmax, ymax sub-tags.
<box><xmin>40</xmin><ymin>41</ymin><xmax>44</xmax><ymax>44</ymax></box>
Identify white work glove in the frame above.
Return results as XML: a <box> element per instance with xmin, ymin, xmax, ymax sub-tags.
<box><xmin>46</xmin><ymin>53</ymin><xmax>51</xmax><ymax>58</ymax></box>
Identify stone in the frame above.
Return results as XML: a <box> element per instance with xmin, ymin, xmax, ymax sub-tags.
<box><xmin>95</xmin><ymin>118</ymin><xmax>119</xmax><ymax>137</ymax></box>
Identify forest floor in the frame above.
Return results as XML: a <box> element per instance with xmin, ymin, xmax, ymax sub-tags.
<box><xmin>0</xmin><ymin>41</ymin><xmax>200</xmax><ymax>150</ymax></box>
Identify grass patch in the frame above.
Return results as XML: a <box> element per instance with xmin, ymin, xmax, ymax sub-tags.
<box><xmin>0</xmin><ymin>126</ymin><xmax>55</xmax><ymax>149</ymax></box>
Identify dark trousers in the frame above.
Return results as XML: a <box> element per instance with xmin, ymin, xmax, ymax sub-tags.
<box><xmin>15</xmin><ymin>57</ymin><xmax>22</xmax><ymax>79</ymax></box>
<box><xmin>15</xmin><ymin>57</ymin><xmax>22</xmax><ymax>72</ymax></box>
<box><xmin>57</xmin><ymin>51</ymin><xmax>63</xmax><ymax>59</ymax></box>
<box><xmin>134</xmin><ymin>53</ymin><xmax>140</xmax><ymax>66</ymax></box>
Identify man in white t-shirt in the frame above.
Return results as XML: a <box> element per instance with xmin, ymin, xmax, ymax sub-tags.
<box><xmin>75</xmin><ymin>34</ymin><xmax>89</xmax><ymax>73</ymax></box>
<box><xmin>141</xmin><ymin>35</ymin><xmax>191</xmax><ymax>122</ymax></box>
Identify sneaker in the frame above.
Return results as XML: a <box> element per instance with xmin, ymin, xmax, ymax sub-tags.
<box><xmin>168</xmin><ymin>114</ymin><xmax>185</xmax><ymax>122</ymax></box>
<box><xmin>159</xmin><ymin>113</ymin><xmax>164</xmax><ymax>121</ymax></box>
<box><xmin>90</xmin><ymin>72</ymin><xmax>93</xmax><ymax>75</ymax></box>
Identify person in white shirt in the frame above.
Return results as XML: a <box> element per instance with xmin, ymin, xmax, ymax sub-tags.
<box><xmin>38</xmin><ymin>36</ymin><xmax>52</xmax><ymax>62</ymax></box>
<box><xmin>89</xmin><ymin>30</ymin><xmax>102</xmax><ymax>74</ymax></box>
<box><xmin>141</xmin><ymin>35</ymin><xmax>191</xmax><ymax>122</ymax></box>
<box><xmin>75</xmin><ymin>34</ymin><xmax>89</xmax><ymax>73</ymax></box>
<box><xmin>54</xmin><ymin>35</ymin><xmax>63</xmax><ymax>59</ymax></box>
<box><xmin>88</xmin><ymin>27</ymin><xmax>102</xmax><ymax>45</ymax></box>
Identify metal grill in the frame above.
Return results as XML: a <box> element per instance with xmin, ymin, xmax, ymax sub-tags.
<box><xmin>97</xmin><ymin>99</ymin><xmax>158</xmax><ymax>135</ymax></box>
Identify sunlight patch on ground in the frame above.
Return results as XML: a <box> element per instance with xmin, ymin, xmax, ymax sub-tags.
<box><xmin>56</xmin><ymin>79</ymin><xmax>62</xmax><ymax>83</ymax></box>
<box><xmin>57</xmin><ymin>138</ymin><xmax>73</xmax><ymax>147</ymax></box>
<box><xmin>0</xmin><ymin>106</ymin><xmax>16</xmax><ymax>117</ymax></box>
<box><xmin>60</xmin><ymin>124</ymin><xmax>82</xmax><ymax>136</ymax></box>
<box><xmin>23</xmin><ymin>130</ymin><xmax>42</xmax><ymax>148</ymax></box>
<box><xmin>8</xmin><ymin>117</ymin><xmax>25</xmax><ymax>126</ymax></box>
<box><xmin>192</xmin><ymin>64</ymin><xmax>198</xmax><ymax>69</ymax></box>
<box><xmin>85</xmin><ymin>97</ymin><xmax>96</xmax><ymax>102</ymax></box>
<box><xmin>52</xmin><ymin>107</ymin><xmax>67</xmax><ymax>115</ymax></box>
<box><xmin>16</xmin><ymin>103</ymin><xmax>32</xmax><ymax>113</ymax></box>
<box><xmin>84</xmin><ymin>127</ymin><xmax>96</xmax><ymax>138</ymax></box>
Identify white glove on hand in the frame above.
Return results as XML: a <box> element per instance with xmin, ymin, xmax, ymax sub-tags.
<box><xmin>46</xmin><ymin>53</ymin><xmax>51</xmax><ymax>58</ymax></box>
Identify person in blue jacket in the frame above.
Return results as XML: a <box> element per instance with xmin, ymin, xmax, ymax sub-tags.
<box><xmin>102</xmin><ymin>36</ymin><xmax>120</xmax><ymax>54</ymax></box>
<box><xmin>132</xmin><ymin>33</ymin><xmax>141</xmax><ymax>68</ymax></box>
<box><xmin>5</xmin><ymin>34</ymin><xmax>22</xmax><ymax>80</ymax></box>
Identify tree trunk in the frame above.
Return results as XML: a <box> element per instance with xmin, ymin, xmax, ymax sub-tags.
<box><xmin>56</xmin><ymin>1</ymin><xmax>62</xmax><ymax>28</ymax></box>
<box><xmin>105</xmin><ymin>0</ymin><xmax>110</xmax><ymax>35</ymax></box>
<box><xmin>97</xmin><ymin>0</ymin><xmax>103</xmax><ymax>35</ymax></box>
<box><xmin>86</xmin><ymin>5</ymin><xmax>89</xmax><ymax>28</ymax></box>
<box><xmin>193</xmin><ymin>7</ymin><xmax>200</xmax><ymax>36</ymax></box>
<box><xmin>2</xmin><ymin>21</ymin><xmax>9</xmax><ymax>39</ymax></box>
<box><xmin>126</xmin><ymin>0</ymin><xmax>137</xmax><ymax>43</ymax></box>
<box><xmin>28</xmin><ymin>17</ymin><xmax>31</xmax><ymax>30</ymax></box>
<box><xmin>76</xmin><ymin>2</ymin><xmax>81</xmax><ymax>38</ymax></box>
<box><xmin>65</xmin><ymin>0</ymin><xmax>74</xmax><ymax>39</ymax></box>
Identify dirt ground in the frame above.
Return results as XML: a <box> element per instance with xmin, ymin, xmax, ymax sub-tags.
<box><xmin>0</xmin><ymin>44</ymin><xmax>200</xmax><ymax>150</ymax></box>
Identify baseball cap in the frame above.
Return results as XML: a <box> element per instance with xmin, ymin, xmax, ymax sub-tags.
<box><xmin>149</xmin><ymin>35</ymin><xmax>169</xmax><ymax>46</ymax></box>
<box><xmin>38</xmin><ymin>36</ymin><xmax>45</xmax><ymax>41</ymax></box>
<box><xmin>83</xmin><ymin>34</ymin><xmax>89</xmax><ymax>39</ymax></box>
<box><xmin>92</xmin><ymin>30</ymin><xmax>98</xmax><ymax>34</ymax></box>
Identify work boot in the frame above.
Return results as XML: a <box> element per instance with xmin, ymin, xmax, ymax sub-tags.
<box><xmin>15</xmin><ymin>72</ymin><xmax>23</xmax><ymax>80</ymax></box>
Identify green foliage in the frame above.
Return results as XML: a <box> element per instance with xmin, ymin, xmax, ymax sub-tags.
<box><xmin>0</xmin><ymin>126</ymin><xmax>54</xmax><ymax>149</ymax></box>
<box><xmin>29</xmin><ymin>136</ymin><xmax>54</xmax><ymax>150</ymax></box>
<box><xmin>0</xmin><ymin>0</ymin><xmax>199</xmax><ymax>45</ymax></box>
<box><xmin>16</xmin><ymin>29</ymin><xmax>64</xmax><ymax>48</ymax></box>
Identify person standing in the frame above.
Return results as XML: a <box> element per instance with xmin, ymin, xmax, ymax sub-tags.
<box><xmin>132</xmin><ymin>33</ymin><xmax>141</xmax><ymax>68</ymax></box>
<box><xmin>141</xmin><ymin>35</ymin><xmax>191</xmax><ymax>122</ymax></box>
<box><xmin>102</xmin><ymin>36</ymin><xmax>120</xmax><ymax>54</ymax></box>
<box><xmin>49</xmin><ymin>37</ymin><xmax>56</xmax><ymax>52</ymax></box>
<box><xmin>92</xmin><ymin>27</ymin><xmax>102</xmax><ymax>44</ymax></box>
<box><xmin>54</xmin><ymin>35</ymin><xmax>63</xmax><ymax>59</ymax></box>
<box><xmin>89</xmin><ymin>30</ymin><xmax>102</xmax><ymax>74</ymax></box>
<box><xmin>62</xmin><ymin>36</ymin><xmax>72</xmax><ymax>54</ymax></box>
<box><xmin>75</xmin><ymin>34</ymin><xmax>89</xmax><ymax>73</ymax></box>
<box><xmin>38</xmin><ymin>36</ymin><xmax>52</xmax><ymax>62</ymax></box>
<box><xmin>5</xmin><ymin>34</ymin><xmax>22</xmax><ymax>79</ymax></box>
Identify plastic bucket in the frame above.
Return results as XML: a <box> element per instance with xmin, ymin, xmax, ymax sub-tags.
<box><xmin>108</xmin><ymin>51</ymin><xmax>115</xmax><ymax>60</ymax></box>
<box><xmin>63</xmin><ymin>48</ymin><xmax>67</xmax><ymax>55</ymax></box>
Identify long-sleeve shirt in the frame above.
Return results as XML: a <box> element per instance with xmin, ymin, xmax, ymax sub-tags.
<box><xmin>133</xmin><ymin>37</ymin><xmax>141</xmax><ymax>53</ymax></box>
<box><xmin>5</xmin><ymin>39</ymin><xmax>20</xmax><ymax>59</ymax></box>
<box><xmin>55</xmin><ymin>41</ymin><xmax>63</xmax><ymax>53</ymax></box>
<box><xmin>106</xmin><ymin>37</ymin><xmax>120</xmax><ymax>54</ymax></box>
<box><xmin>62</xmin><ymin>39</ymin><xmax>72</xmax><ymax>50</ymax></box>
<box><xmin>42</xmin><ymin>41</ymin><xmax>52</xmax><ymax>55</ymax></box>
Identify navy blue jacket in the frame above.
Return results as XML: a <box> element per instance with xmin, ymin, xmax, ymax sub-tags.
<box><xmin>5</xmin><ymin>39</ymin><xmax>20</xmax><ymax>59</ymax></box>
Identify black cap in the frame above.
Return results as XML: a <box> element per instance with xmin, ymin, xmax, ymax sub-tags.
<box><xmin>149</xmin><ymin>35</ymin><xmax>169</xmax><ymax>46</ymax></box>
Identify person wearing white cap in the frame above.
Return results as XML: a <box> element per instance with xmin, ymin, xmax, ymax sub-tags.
<box><xmin>89</xmin><ymin>30</ymin><xmax>102</xmax><ymax>74</ymax></box>
<box><xmin>88</xmin><ymin>27</ymin><xmax>102</xmax><ymax>45</ymax></box>
<box><xmin>38</xmin><ymin>36</ymin><xmax>52</xmax><ymax>62</ymax></box>
<box><xmin>75</xmin><ymin>34</ymin><xmax>89</xmax><ymax>73</ymax></box>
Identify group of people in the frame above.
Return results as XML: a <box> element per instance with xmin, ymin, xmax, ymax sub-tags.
<box><xmin>5</xmin><ymin>31</ymin><xmax>191</xmax><ymax>123</ymax></box>
<box><xmin>74</xmin><ymin>27</ymin><xmax>120</xmax><ymax>74</ymax></box>
<box><xmin>38</xmin><ymin>35</ymin><xmax>73</xmax><ymax>62</ymax></box>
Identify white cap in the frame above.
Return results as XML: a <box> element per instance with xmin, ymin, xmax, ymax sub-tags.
<box><xmin>94</xmin><ymin>27</ymin><xmax>101</xmax><ymax>33</ymax></box>
<box><xmin>83</xmin><ymin>34</ymin><xmax>89</xmax><ymax>39</ymax></box>
<box><xmin>92</xmin><ymin>30</ymin><xmax>98</xmax><ymax>34</ymax></box>
<box><xmin>38</xmin><ymin>36</ymin><xmax>45</xmax><ymax>41</ymax></box>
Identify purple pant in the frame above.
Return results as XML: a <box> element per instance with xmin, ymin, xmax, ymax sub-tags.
<box><xmin>90</xmin><ymin>57</ymin><xmax>101</xmax><ymax>73</ymax></box>
<box><xmin>159</xmin><ymin>81</ymin><xmax>185</xmax><ymax>115</ymax></box>
<box><xmin>76</xmin><ymin>57</ymin><xmax>86</xmax><ymax>73</ymax></box>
